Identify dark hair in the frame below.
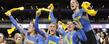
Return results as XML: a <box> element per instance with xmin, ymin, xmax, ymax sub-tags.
<box><xmin>100</xmin><ymin>32</ymin><xmax>107</xmax><ymax>39</ymax></box>
<box><xmin>104</xmin><ymin>35</ymin><xmax>109</xmax><ymax>44</ymax></box>
<box><xmin>6</xmin><ymin>38</ymin><xmax>16</xmax><ymax>44</ymax></box>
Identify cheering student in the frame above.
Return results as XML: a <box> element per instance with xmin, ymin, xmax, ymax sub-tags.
<box><xmin>34</xmin><ymin>4</ymin><xmax>60</xmax><ymax>44</ymax></box>
<box><xmin>70</xmin><ymin>0</ymin><xmax>97</xmax><ymax>44</ymax></box>
<box><xmin>5</xmin><ymin>7</ymin><xmax>45</xmax><ymax>44</ymax></box>
<box><xmin>41</xmin><ymin>3</ymin><xmax>87</xmax><ymax>44</ymax></box>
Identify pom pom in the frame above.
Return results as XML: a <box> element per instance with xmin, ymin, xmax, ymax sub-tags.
<box><xmin>87</xmin><ymin>9</ymin><xmax>97</xmax><ymax>16</ymax></box>
<box><xmin>81</xmin><ymin>2</ymin><xmax>91</xmax><ymax>9</ymax></box>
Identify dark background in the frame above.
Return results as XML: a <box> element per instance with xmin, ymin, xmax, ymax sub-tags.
<box><xmin>0</xmin><ymin>0</ymin><xmax>109</xmax><ymax>23</ymax></box>
<box><xmin>0</xmin><ymin>0</ymin><xmax>109</xmax><ymax>38</ymax></box>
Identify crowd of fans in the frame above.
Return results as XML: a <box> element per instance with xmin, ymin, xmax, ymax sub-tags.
<box><xmin>0</xmin><ymin>0</ymin><xmax>109</xmax><ymax>44</ymax></box>
<box><xmin>0</xmin><ymin>28</ymin><xmax>109</xmax><ymax>44</ymax></box>
<box><xmin>94</xmin><ymin>29</ymin><xmax>109</xmax><ymax>44</ymax></box>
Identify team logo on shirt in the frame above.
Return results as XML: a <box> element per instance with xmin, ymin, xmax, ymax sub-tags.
<box><xmin>48</xmin><ymin>40</ymin><xmax>56</xmax><ymax>44</ymax></box>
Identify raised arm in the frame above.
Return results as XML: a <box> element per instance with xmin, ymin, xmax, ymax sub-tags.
<box><xmin>73</xmin><ymin>2</ymin><xmax>97</xmax><ymax>21</ymax></box>
<box><xmin>57</xmin><ymin>28</ymin><xmax>66</xmax><ymax>37</ymax></box>
<box><xmin>72</xmin><ymin>9</ymin><xmax>85</xmax><ymax>29</ymax></box>
<box><xmin>72</xmin><ymin>9</ymin><xmax>84</xmax><ymax>21</ymax></box>
<box><xmin>49</xmin><ymin>11</ymin><xmax>57</xmax><ymax>23</ymax></box>
<box><xmin>9</xmin><ymin>15</ymin><xmax>20</xmax><ymax>30</ymax></box>
<box><xmin>56</xmin><ymin>21</ymin><xmax>67</xmax><ymax>37</ymax></box>
<box><xmin>40</xmin><ymin>3</ymin><xmax>57</xmax><ymax>23</ymax></box>
<box><xmin>34</xmin><ymin>10</ymin><xmax>46</xmax><ymax>38</ymax></box>
<box><xmin>47</xmin><ymin>3</ymin><xmax>57</xmax><ymax>23</ymax></box>
<box><xmin>5</xmin><ymin>7</ymin><xmax>24</xmax><ymax>33</ymax></box>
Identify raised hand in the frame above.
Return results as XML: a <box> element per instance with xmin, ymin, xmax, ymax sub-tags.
<box><xmin>47</xmin><ymin>3</ymin><xmax>54</xmax><ymax>11</ymax></box>
<box><xmin>5</xmin><ymin>10</ymin><xmax>11</xmax><ymax>16</ymax></box>
<box><xmin>36</xmin><ymin>9</ymin><xmax>41</xmax><ymax>16</ymax></box>
<box><xmin>81</xmin><ymin>2</ymin><xmax>97</xmax><ymax>16</ymax></box>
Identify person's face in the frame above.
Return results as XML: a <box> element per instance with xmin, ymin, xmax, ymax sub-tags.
<box><xmin>0</xmin><ymin>33</ymin><xmax>4</xmax><ymax>43</ymax></box>
<box><xmin>67</xmin><ymin>21</ymin><xmax>74</xmax><ymax>31</ymax></box>
<box><xmin>70</xmin><ymin>0</ymin><xmax>79</xmax><ymax>10</ymax></box>
<box><xmin>14</xmin><ymin>33</ymin><xmax>23</xmax><ymax>44</ymax></box>
<box><xmin>100</xmin><ymin>32</ymin><xmax>104</xmax><ymax>38</ymax></box>
<box><xmin>48</xmin><ymin>23</ymin><xmax>57</xmax><ymax>35</ymax></box>
<box><xmin>28</xmin><ymin>23</ymin><xmax>35</xmax><ymax>33</ymax></box>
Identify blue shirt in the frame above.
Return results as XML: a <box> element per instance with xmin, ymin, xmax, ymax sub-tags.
<box><xmin>57</xmin><ymin>28</ymin><xmax>86</xmax><ymax>44</ymax></box>
<box><xmin>34</xmin><ymin>16</ymin><xmax>60</xmax><ymax>44</ymax></box>
<box><xmin>48</xmin><ymin>11</ymin><xmax>87</xmax><ymax>44</ymax></box>
<box><xmin>72</xmin><ymin>8</ymin><xmax>91</xmax><ymax>32</ymax></box>
<box><xmin>46</xmin><ymin>35</ymin><xmax>60</xmax><ymax>44</ymax></box>
<box><xmin>24</xmin><ymin>30</ymin><xmax>45</xmax><ymax>44</ymax></box>
<box><xmin>9</xmin><ymin>15</ymin><xmax>45</xmax><ymax>44</ymax></box>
